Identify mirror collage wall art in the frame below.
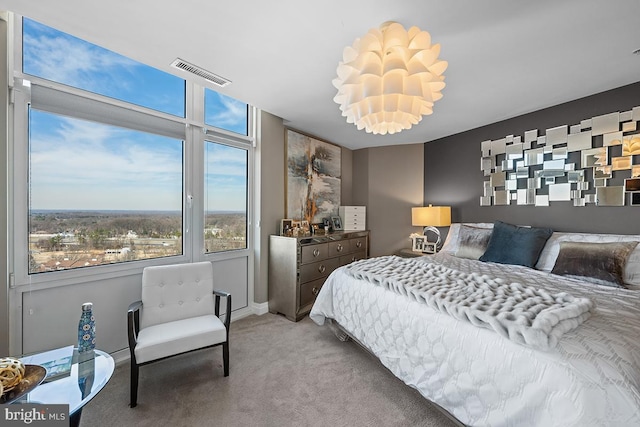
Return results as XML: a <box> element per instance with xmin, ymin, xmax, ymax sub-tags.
<box><xmin>480</xmin><ymin>106</ymin><xmax>640</xmax><ymax>207</ymax></box>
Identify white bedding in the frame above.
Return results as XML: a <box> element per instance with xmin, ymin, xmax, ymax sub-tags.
<box><xmin>310</xmin><ymin>253</ymin><xmax>640</xmax><ymax>427</ymax></box>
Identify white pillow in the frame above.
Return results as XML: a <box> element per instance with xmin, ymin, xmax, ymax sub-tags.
<box><xmin>536</xmin><ymin>231</ymin><xmax>640</xmax><ymax>287</ymax></box>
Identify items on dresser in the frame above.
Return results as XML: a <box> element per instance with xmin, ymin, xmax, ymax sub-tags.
<box><xmin>268</xmin><ymin>231</ymin><xmax>369</xmax><ymax>322</ymax></box>
<box><xmin>339</xmin><ymin>206</ymin><xmax>366</xmax><ymax>231</ymax></box>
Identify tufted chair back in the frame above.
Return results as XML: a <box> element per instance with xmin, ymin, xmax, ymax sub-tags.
<box><xmin>140</xmin><ymin>261</ymin><xmax>215</xmax><ymax>329</ymax></box>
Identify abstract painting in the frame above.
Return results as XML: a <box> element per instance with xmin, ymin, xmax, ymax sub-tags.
<box><xmin>286</xmin><ymin>129</ymin><xmax>341</xmax><ymax>223</ymax></box>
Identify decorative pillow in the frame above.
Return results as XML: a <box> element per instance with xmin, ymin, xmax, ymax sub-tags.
<box><xmin>550</xmin><ymin>241</ymin><xmax>639</xmax><ymax>287</ymax></box>
<box><xmin>479</xmin><ymin>221</ymin><xmax>553</xmax><ymax>268</ymax></box>
<box><xmin>536</xmin><ymin>232</ymin><xmax>640</xmax><ymax>287</ymax></box>
<box><xmin>455</xmin><ymin>225</ymin><xmax>493</xmax><ymax>260</ymax></box>
<box><xmin>440</xmin><ymin>223</ymin><xmax>494</xmax><ymax>254</ymax></box>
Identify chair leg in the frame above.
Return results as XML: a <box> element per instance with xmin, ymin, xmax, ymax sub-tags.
<box><xmin>222</xmin><ymin>342</ymin><xmax>229</xmax><ymax>377</ymax></box>
<box><xmin>130</xmin><ymin>361</ymin><xmax>139</xmax><ymax>408</ymax></box>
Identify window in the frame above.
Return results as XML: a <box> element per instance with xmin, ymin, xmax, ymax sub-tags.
<box><xmin>13</xmin><ymin>16</ymin><xmax>253</xmax><ymax>280</ymax></box>
<box><xmin>22</xmin><ymin>17</ymin><xmax>185</xmax><ymax>117</ymax></box>
<box><xmin>205</xmin><ymin>88</ymin><xmax>248</xmax><ymax>135</ymax></box>
<box><xmin>28</xmin><ymin>109</ymin><xmax>184</xmax><ymax>273</ymax></box>
<box><xmin>204</xmin><ymin>141</ymin><xmax>248</xmax><ymax>253</ymax></box>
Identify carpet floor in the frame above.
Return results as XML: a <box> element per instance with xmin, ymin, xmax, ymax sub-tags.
<box><xmin>81</xmin><ymin>313</ymin><xmax>459</xmax><ymax>427</ymax></box>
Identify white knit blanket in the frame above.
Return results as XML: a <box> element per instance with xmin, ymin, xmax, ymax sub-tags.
<box><xmin>344</xmin><ymin>256</ymin><xmax>594</xmax><ymax>350</ymax></box>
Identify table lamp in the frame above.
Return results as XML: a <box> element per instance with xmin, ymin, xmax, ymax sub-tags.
<box><xmin>411</xmin><ymin>205</ymin><xmax>451</xmax><ymax>253</ymax></box>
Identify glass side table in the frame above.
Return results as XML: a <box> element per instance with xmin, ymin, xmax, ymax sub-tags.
<box><xmin>19</xmin><ymin>347</ymin><xmax>114</xmax><ymax>427</ymax></box>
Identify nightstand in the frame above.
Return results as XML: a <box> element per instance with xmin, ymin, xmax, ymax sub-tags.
<box><xmin>395</xmin><ymin>248</ymin><xmax>428</xmax><ymax>258</ymax></box>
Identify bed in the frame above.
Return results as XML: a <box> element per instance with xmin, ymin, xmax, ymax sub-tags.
<box><xmin>309</xmin><ymin>221</ymin><xmax>640</xmax><ymax>427</ymax></box>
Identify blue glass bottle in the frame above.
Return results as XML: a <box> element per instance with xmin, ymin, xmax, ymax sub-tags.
<box><xmin>78</xmin><ymin>302</ymin><xmax>96</xmax><ymax>353</ymax></box>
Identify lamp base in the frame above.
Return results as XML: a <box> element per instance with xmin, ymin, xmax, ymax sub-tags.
<box><xmin>422</xmin><ymin>226</ymin><xmax>442</xmax><ymax>252</ymax></box>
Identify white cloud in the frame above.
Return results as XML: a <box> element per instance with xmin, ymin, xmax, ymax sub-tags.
<box><xmin>23</xmin><ymin>27</ymin><xmax>138</xmax><ymax>94</ymax></box>
<box><xmin>205</xmin><ymin>92</ymin><xmax>247</xmax><ymax>130</ymax></box>
<box><xmin>29</xmin><ymin>116</ymin><xmax>182</xmax><ymax>211</ymax></box>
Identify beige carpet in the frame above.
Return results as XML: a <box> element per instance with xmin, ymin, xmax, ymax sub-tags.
<box><xmin>81</xmin><ymin>313</ymin><xmax>460</xmax><ymax>427</ymax></box>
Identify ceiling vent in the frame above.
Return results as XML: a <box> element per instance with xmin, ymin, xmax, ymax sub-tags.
<box><xmin>170</xmin><ymin>58</ymin><xmax>231</xmax><ymax>87</ymax></box>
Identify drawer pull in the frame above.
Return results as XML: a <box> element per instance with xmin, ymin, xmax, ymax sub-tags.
<box><xmin>318</xmin><ymin>265</ymin><xmax>326</xmax><ymax>273</ymax></box>
<box><xmin>313</xmin><ymin>248</ymin><xmax>320</xmax><ymax>257</ymax></box>
<box><xmin>312</xmin><ymin>287</ymin><xmax>320</xmax><ymax>296</ymax></box>
<box><xmin>356</xmin><ymin>241</ymin><xmax>362</xmax><ymax>248</ymax></box>
<box><xmin>336</xmin><ymin>243</ymin><xmax>343</xmax><ymax>252</ymax></box>
<box><xmin>352</xmin><ymin>256</ymin><xmax>357</xmax><ymax>262</ymax></box>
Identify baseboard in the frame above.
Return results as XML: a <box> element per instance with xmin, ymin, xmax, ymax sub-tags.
<box><xmin>251</xmin><ymin>301</ymin><xmax>269</xmax><ymax>315</ymax></box>
<box><xmin>111</xmin><ymin>348</ymin><xmax>131</xmax><ymax>365</ymax></box>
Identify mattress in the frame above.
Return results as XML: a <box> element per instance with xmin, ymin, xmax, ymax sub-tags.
<box><xmin>310</xmin><ymin>252</ymin><xmax>640</xmax><ymax>427</ymax></box>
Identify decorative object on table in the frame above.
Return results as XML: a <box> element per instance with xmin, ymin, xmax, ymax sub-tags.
<box><xmin>0</xmin><ymin>358</ymin><xmax>46</xmax><ymax>404</ymax></box>
<box><xmin>0</xmin><ymin>357</ymin><xmax>26</xmax><ymax>396</ymax></box>
<box><xmin>339</xmin><ymin>206</ymin><xmax>366</xmax><ymax>231</ymax></box>
<box><xmin>286</xmin><ymin>129</ymin><xmax>341</xmax><ymax>224</ymax></box>
<box><xmin>332</xmin><ymin>21</ymin><xmax>447</xmax><ymax>135</ymax></box>
<box><xmin>21</xmin><ymin>345</ymin><xmax>74</xmax><ymax>382</ymax></box>
<box><xmin>331</xmin><ymin>216</ymin><xmax>343</xmax><ymax>231</ymax></box>
<box><xmin>301</xmin><ymin>220</ymin><xmax>310</xmax><ymax>235</ymax></box>
<box><xmin>411</xmin><ymin>205</ymin><xmax>452</xmax><ymax>253</ymax></box>
<box><xmin>480</xmin><ymin>105</ymin><xmax>640</xmax><ymax>207</ymax></box>
<box><xmin>77</xmin><ymin>352</ymin><xmax>95</xmax><ymax>399</ymax></box>
<box><xmin>279</xmin><ymin>219</ymin><xmax>293</xmax><ymax>236</ymax></box>
<box><xmin>77</xmin><ymin>302</ymin><xmax>96</xmax><ymax>353</ymax></box>
<box><xmin>322</xmin><ymin>217</ymin><xmax>332</xmax><ymax>233</ymax></box>
<box><xmin>311</xmin><ymin>223</ymin><xmax>323</xmax><ymax>235</ymax></box>
<box><xmin>286</xmin><ymin>220</ymin><xmax>310</xmax><ymax>237</ymax></box>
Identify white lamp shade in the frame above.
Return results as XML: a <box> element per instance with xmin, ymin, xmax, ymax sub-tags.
<box><xmin>333</xmin><ymin>22</ymin><xmax>447</xmax><ymax>135</ymax></box>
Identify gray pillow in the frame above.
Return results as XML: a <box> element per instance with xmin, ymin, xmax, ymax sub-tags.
<box><xmin>551</xmin><ymin>241</ymin><xmax>639</xmax><ymax>287</ymax></box>
<box><xmin>455</xmin><ymin>225</ymin><xmax>493</xmax><ymax>260</ymax></box>
<box><xmin>479</xmin><ymin>221</ymin><xmax>553</xmax><ymax>268</ymax></box>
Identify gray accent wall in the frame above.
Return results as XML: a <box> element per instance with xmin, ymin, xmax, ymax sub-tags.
<box><xmin>424</xmin><ymin>81</ymin><xmax>640</xmax><ymax>235</ymax></box>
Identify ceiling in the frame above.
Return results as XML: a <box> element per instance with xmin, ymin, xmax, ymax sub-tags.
<box><xmin>1</xmin><ymin>0</ymin><xmax>640</xmax><ymax>150</ymax></box>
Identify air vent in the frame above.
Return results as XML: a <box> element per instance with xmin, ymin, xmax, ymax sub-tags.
<box><xmin>170</xmin><ymin>58</ymin><xmax>231</xmax><ymax>87</ymax></box>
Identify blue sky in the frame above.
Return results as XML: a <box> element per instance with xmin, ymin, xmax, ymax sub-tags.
<box><xmin>23</xmin><ymin>18</ymin><xmax>248</xmax><ymax>212</ymax></box>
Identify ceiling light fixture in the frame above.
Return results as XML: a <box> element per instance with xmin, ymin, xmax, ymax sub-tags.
<box><xmin>332</xmin><ymin>21</ymin><xmax>448</xmax><ymax>135</ymax></box>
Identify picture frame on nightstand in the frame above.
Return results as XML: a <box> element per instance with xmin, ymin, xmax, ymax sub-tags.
<box><xmin>411</xmin><ymin>235</ymin><xmax>426</xmax><ymax>252</ymax></box>
<box><xmin>411</xmin><ymin>235</ymin><xmax>436</xmax><ymax>254</ymax></box>
<box><xmin>422</xmin><ymin>241</ymin><xmax>437</xmax><ymax>254</ymax></box>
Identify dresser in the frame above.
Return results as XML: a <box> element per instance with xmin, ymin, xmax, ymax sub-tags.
<box><xmin>268</xmin><ymin>230</ymin><xmax>369</xmax><ymax>321</ymax></box>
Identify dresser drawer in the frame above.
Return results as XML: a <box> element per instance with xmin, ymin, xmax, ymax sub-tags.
<box><xmin>299</xmin><ymin>278</ymin><xmax>325</xmax><ymax>308</ymax></box>
<box><xmin>343</xmin><ymin>221</ymin><xmax>365</xmax><ymax>231</ymax></box>
<box><xmin>299</xmin><ymin>257</ymin><xmax>340</xmax><ymax>283</ymax></box>
<box><xmin>328</xmin><ymin>240</ymin><xmax>349</xmax><ymax>257</ymax></box>
<box><xmin>300</xmin><ymin>243</ymin><xmax>328</xmax><ymax>264</ymax></box>
<box><xmin>339</xmin><ymin>250</ymin><xmax>367</xmax><ymax>266</ymax></box>
<box><xmin>349</xmin><ymin>237</ymin><xmax>366</xmax><ymax>252</ymax></box>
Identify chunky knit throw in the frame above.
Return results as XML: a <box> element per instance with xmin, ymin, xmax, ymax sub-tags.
<box><xmin>344</xmin><ymin>256</ymin><xmax>594</xmax><ymax>350</ymax></box>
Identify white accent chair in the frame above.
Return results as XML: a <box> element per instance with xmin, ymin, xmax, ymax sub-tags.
<box><xmin>127</xmin><ymin>261</ymin><xmax>231</xmax><ymax>407</ymax></box>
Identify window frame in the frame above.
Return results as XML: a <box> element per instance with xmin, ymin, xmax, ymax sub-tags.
<box><xmin>9</xmin><ymin>15</ymin><xmax>255</xmax><ymax>290</ymax></box>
